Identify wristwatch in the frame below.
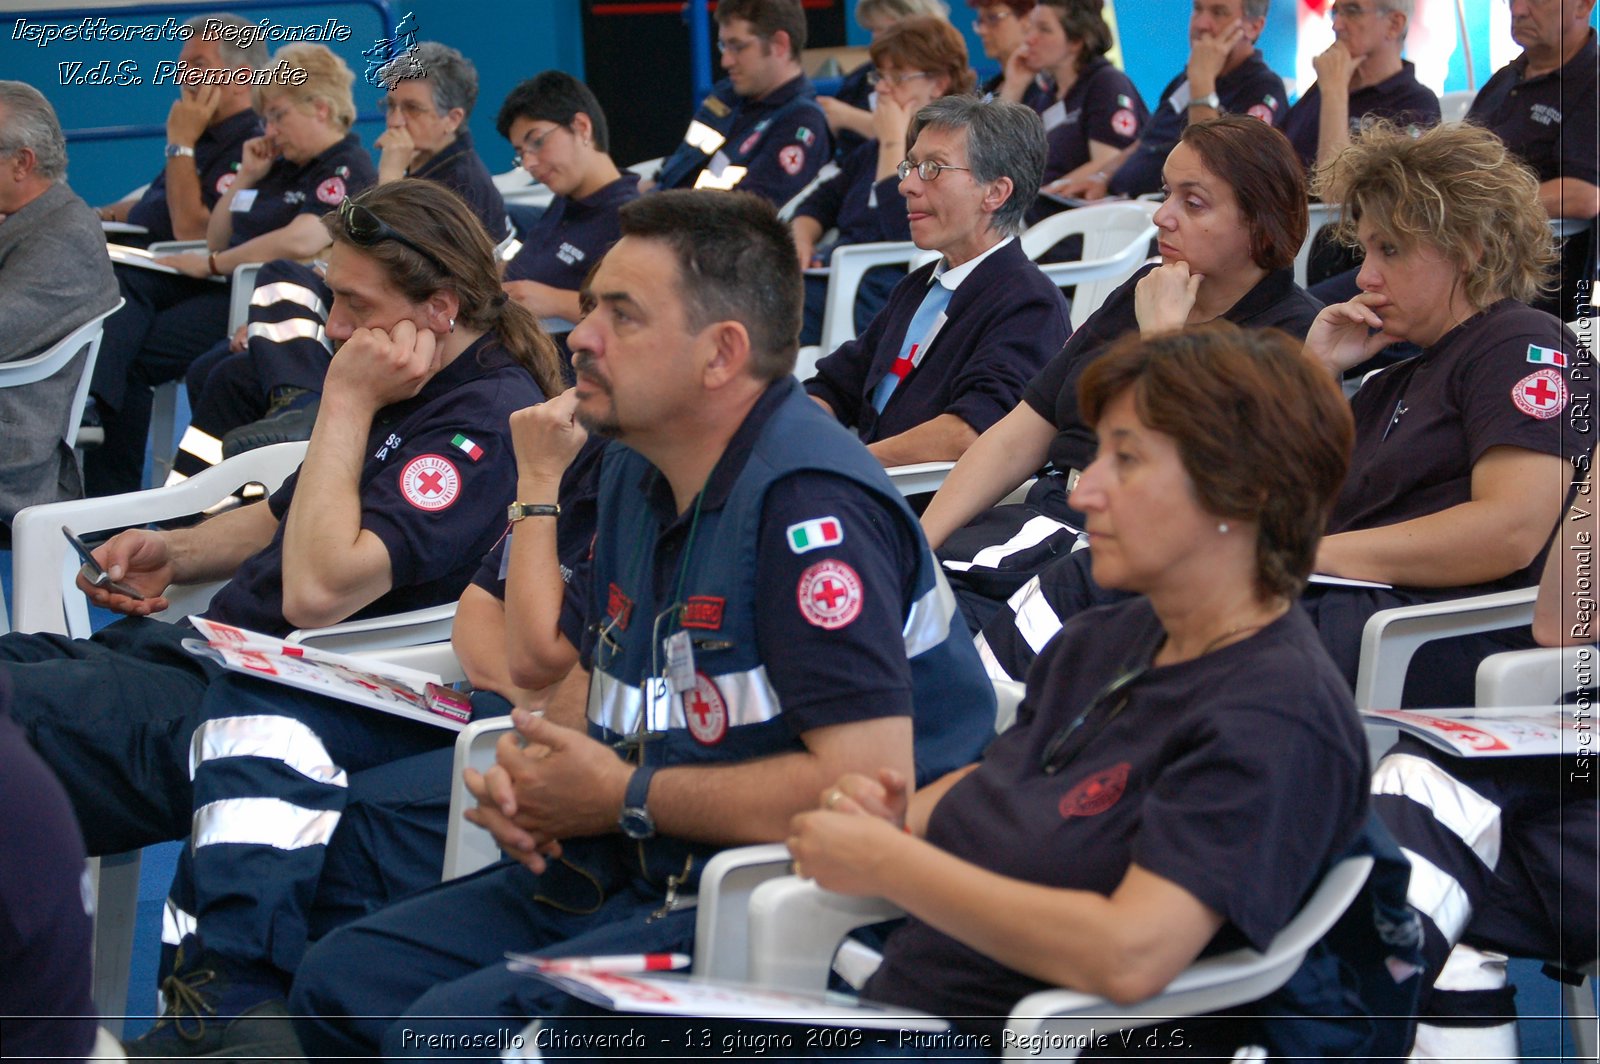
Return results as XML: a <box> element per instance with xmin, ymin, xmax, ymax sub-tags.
<box><xmin>165</xmin><ymin>144</ymin><xmax>196</xmax><ymax>159</ymax></box>
<box><xmin>619</xmin><ymin>764</ymin><xmax>658</xmax><ymax>840</ymax></box>
<box><xmin>507</xmin><ymin>502</ymin><xmax>560</xmax><ymax>523</ymax></box>
<box><xmin>1187</xmin><ymin>92</ymin><xmax>1221</xmax><ymax>111</ymax></box>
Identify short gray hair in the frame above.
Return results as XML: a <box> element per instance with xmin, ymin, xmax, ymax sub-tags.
<box><xmin>1240</xmin><ymin>0</ymin><xmax>1269</xmax><ymax>21</ymax></box>
<box><xmin>184</xmin><ymin>13</ymin><xmax>266</xmax><ymax>69</ymax></box>
<box><xmin>1377</xmin><ymin>0</ymin><xmax>1414</xmax><ymax>16</ymax></box>
<box><xmin>908</xmin><ymin>95</ymin><xmax>1045</xmax><ymax>237</ymax></box>
<box><xmin>386</xmin><ymin>41</ymin><xmax>479</xmax><ymax>117</ymax></box>
<box><xmin>0</xmin><ymin>81</ymin><xmax>67</xmax><ymax>181</ymax></box>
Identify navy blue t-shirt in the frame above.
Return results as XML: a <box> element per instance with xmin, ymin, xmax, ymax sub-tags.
<box><xmin>1110</xmin><ymin>51</ymin><xmax>1287</xmax><ymax>197</ymax></box>
<box><xmin>791</xmin><ymin>138</ymin><xmax>909</xmax><ymax>249</ymax></box>
<box><xmin>1282</xmin><ymin>61</ymin><xmax>1440</xmax><ymax>172</ymax></box>
<box><xmin>0</xmin><ymin>674</ymin><xmax>97</xmax><ymax>1064</ymax></box>
<box><xmin>864</xmin><ymin>599</ymin><xmax>1368</xmax><ymax>1039</ymax></box>
<box><xmin>504</xmin><ymin>174</ymin><xmax>640</xmax><ymax>289</ymax></box>
<box><xmin>1468</xmin><ymin>30</ymin><xmax>1600</xmax><ymax>188</ymax></box>
<box><xmin>561</xmin><ymin>384</ymin><xmax>922</xmax><ymax>733</ymax></box>
<box><xmin>408</xmin><ymin>129</ymin><xmax>508</xmax><ymax>242</ymax></box>
<box><xmin>127</xmin><ymin>108</ymin><xmax>262</xmax><ymax>243</ymax></box>
<box><xmin>229</xmin><ymin>132</ymin><xmax>377</xmax><ymax>246</ymax></box>
<box><xmin>205</xmin><ymin>334</ymin><xmax>543</xmax><ymax>636</ymax></box>
<box><xmin>1038</xmin><ymin>57</ymin><xmax>1148</xmax><ymax>184</ymax></box>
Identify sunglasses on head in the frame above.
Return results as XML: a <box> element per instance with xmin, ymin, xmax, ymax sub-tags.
<box><xmin>338</xmin><ymin>197</ymin><xmax>449</xmax><ymax>275</ymax></box>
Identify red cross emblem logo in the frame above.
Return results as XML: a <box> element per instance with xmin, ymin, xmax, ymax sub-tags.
<box><xmin>778</xmin><ymin>144</ymin><xmax>806</xmax><ymax>176</ymax></box>
<box><xmin>796</xmin><ymin>559</ymin><xmax>863</xmax><ymax>630</ymax></box>
<box><xmin>399</xmin><ymin>454</ymin><xmax>462</xmax><ymax>511</ymax></box>
<box><xmin>316</xmin><ymin>175</ymin><xmax>346</xmax><ymax>206</ymax></box>
<box><xmin>1110</xmin><ymin>108</ymin><xmax>1138</xmax><ymax>138</ymax></box>
<box><xmin>1511</xmin><ymin>368</ymin><xmax>1567</xmax><ymax>420</ymax></box>
<box><xmin>1059</xmin><ymin>762</ymin><xmax>1131</xmax><ymax>818</ymax></box>
<box><xmin>216</xmin><ymin>172</ymin><xmax>236</xmax><ymax>196</ymax></box>
<box><xmin>683</xmin><ymin>671</ymin><xmax>728</xmax><ymax>745</ymax></box>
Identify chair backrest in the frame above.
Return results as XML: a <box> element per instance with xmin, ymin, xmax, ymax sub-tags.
<box><xmin>0</xmin><ymin>298</ymin><xmax>124</xmax><ymax>450</ymax></box>
<box><xmin>1440</xmin><ymin>90</ymin><xmax>1475</xmax><ymax>123</ymax></box>
<box><xmin>1293</xmin><ymin>201</ymin><xmax>1344</xmax><ymax>288</ymax></box>
<box><xmin>9</xmin><ymin>442</ymin><xmax>308</xmax><ymax>638</ymax></box>
<box><xmin>1020</xmin><ymin>201</ymin><xmax>1160</xmax><ymax>328</ymax></box>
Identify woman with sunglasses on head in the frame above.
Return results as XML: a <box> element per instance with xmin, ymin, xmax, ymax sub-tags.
<box><xmin>1012</xmin><ymin>0</ymin><xmax>1146</xmax><ymax>201</ymax></box>
<box><xmin>792</xmin><ymin>17</ymin><xmax>975</xmax><ymax>343</ymax></box>
<box><xmin>86</xmin><ymin>42</ymin><xmax>377</xmax><ymax>498</ymax></box>
<box><xmin>784</xmin><ymin>326</ymin><xmax>1416</xmax><ymax>1059</ymax></box>
<box><xmin>925</xmin><ymin>115</ymin><xmax>1321</xmax><ymax>632</ymax></box>
<box><xmin>497</xmin><ymin>71</ymin><xmax>639</xmax><ymax>327</ymax></box>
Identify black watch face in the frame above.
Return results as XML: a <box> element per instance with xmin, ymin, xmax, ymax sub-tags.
<box><xmin>620</xmin><ymin>808</ymin><xmax>654</xmax><ymax>839</ymax></box>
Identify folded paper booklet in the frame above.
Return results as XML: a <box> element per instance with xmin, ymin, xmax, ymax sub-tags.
<box><xmin>508</xmin><ymin>956</ymin><xmax>949</xmax><ymax>1032</ymax></box>
<box><xmin>182</xmin><ymin>616</ymin><xmax>470</xmax><ymax>730</ymax></box>
<box><xmin>1362</xmin><ymin>707</ymin><xmax>1577</xmax><ymax>758</ymax></box>
<box><xmin>106</xmin><ymin>243</ymin><xmax>226</xmax><ymax>280</ymax></box>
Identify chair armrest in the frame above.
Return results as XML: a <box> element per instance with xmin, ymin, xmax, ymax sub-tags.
<box><xmin>1353</xmin><ymin>588</ymin><xmax>1537</xmax><ymax>710</ymax></box>
<box><xmin>1035</xmin><ymin>226</ymin><xmax>1155</xmax><ymax>290</ymax></box>
<box><xmin>286</xmin><ymin>602</ymin><xmax>457</xmax><ymax>654</ymax></box>
<box><xmin>887</xmin><ymin>462</ymin><xmax>956</xmax><ymax>498</ymax></box>
<box><xmin>692</xmin><ymin>843</ymin><xmax>796</xmax><ymax>983</ymax></box>
<box><xmin>10</xmin><ymin>442</ymin><xmax>307</xmax><ymax>636</ymax></box>
<box><xmin>441</xmin><ymin>717</ymin><xmax>516</xmax><ymax>880</ymax></box>
<box><xmin>745</xmin><ymin>875</ymin><xmax>905</xmax><ymax>991</ymax></box>
<box><xmin>1476</xmin><ymin>645</ymin><xmax>1575</xmax><ymax>707</ymax></box>
<box><xmin>147</xmin><ymin>240</ymin><xmax>207</xmax><ymax>255</ymax></box>
<box><xmin>348</xmin><ymin>641</ymin><xmax>466</xmax><ymax>681</ymax></box>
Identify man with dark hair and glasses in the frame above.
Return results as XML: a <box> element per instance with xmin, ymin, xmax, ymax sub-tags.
<box><xmin>652</xmin><ymin>0</ymin><xmax>832</xmax><ymax>206</ymax></box>
<box><xmin>0</xmin><ymin>180</ymin><xmax>554</xmax><ymax>1058</ymax></box>
<box><xmin>289</xmin><ymin>189</ymin><xmax>994</xmax><ymax>1055</ymax></box>
<box><xmin>805</xmin><ymin>96</ymin><xmax>1069</xmax><ymax>467</ymax></box>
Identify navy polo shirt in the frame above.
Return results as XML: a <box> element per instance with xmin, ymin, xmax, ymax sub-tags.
<box><xmin>504</xmin><ymin>174</ymin><xmax>640</xmax><ymax>289</ymax></box>
<box><xmin>229</xmin><ymin>132</ymin><xmax>377</xmax><ymax>246</ymax></box>
<box><xmin>1110</xmin><ymin>50</ymin><xmax>1287</xmax><ymax>197</ymax></box>
<box><xmin>1038</xmin><ymin>57</ymin><xmax>1148</xmax><ymax>184</ymax></box>
<box><xmin>1283</xmin><ymin>62</ymin><xmax>1439</xmax><ymax>172</ymax></box>
<box><xmin>408</xmin><ymin>130</ymin><xmax>508</xmax><ymax>242</ymax></box>
<box><xmin>830</xmin><ymin>60</ymin><xmax>875</xmax><ymax>159</ymax></box>
<box><xmin>791</xmin><ymin>138</ymin><xmax>909</xmax><ymax>248</ymax></box>
<box><xmin>1469</xmin><ymin>30</ymin><xmax>1600</xmax><ymax>188</ymax></box>
<box><xmin>1331</xmin><ymin>299</ymin><xmax>1586</xmax><ymax>594</ymax></box>
<box><xmin>127</xmin><ymin>108</ymin><xmax>262</xmax><ymax>243</ymax></box>
<box><xmin>808</xmin><ymin>238</ymin><xmax>1071</xmax><ymax>443</ymax></box>
<box><xmin>0</xmin><ymin>677</ymin><xmax>97</xmax><ymax>1063</ymax></box>
<box><xmin>1025</xmin><ymin>265</ymin><xmax>1322</xmax><ymax>475</ymax></box>
<box><xmin>560</xmin><ymin>380</ymin><xmax>921</xmax><ymax>732</ymax></box>
<box><xmin>660</xmin><ymin>75</ymin><xmax>831</xmax><ymax>208</ymax></box>
<box><xmin>205</xmin><ymin>334</ymin><xmax>543</xmax><ymax>636</ymax></box>
<box><xmin>864</xmin><ymin>598</ymin><xmax>1367</xmax><ymax>1041</ymax></box>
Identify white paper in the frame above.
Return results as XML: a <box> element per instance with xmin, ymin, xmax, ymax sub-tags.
<box><xmin>230</xmin><ymin>188</ymin><xmax>258</xmax><ymax>212</ymax></box>
<box><xmin>1362</xmin><ymin>707</ymin><xmax>1579</xmax><ymax>758</ymax></box>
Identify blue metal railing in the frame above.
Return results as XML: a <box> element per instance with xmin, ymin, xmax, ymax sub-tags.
<box><xmin>2</xmin><ymin>0</ymin><xmax>398</xmax><ymax>143</ymax></box>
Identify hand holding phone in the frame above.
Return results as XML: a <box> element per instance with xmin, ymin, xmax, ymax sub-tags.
<box><xmin>64</xmin><ymin>527</ymin><xmax>147</xmax><ymax>601</ymax></box>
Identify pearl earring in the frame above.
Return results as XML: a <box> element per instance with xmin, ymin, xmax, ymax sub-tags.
<box><xmin>1217</xmin><ymin>522</ymin><xmax>1229</xmax><ymax>534</ymax></box>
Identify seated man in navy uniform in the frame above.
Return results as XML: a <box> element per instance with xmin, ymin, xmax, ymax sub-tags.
<box><xmin>651</xmin><ymin>0</ymin><xmax>831</xmax><ymax>206</ymax></box>
<box><xmin>1467</xmin><ymin>0</ymin><xmax>1598</xmax><ymax>320</ymax></box>
<box><xmin>95</xmin><ymin>13</ymin><xmax>264</xmax><ymax>244</ymax></box>
<box><xmin>288</xmin><ymin>189</ymin><xmax>995</xmax><ymax>1056</ymax></box>
<box><xmin>0</xmin><ymin>181</ymin><xmax>560</xmax><ymax>1058</ymax></box>
<box><xmin>806</xmin><ymin>95</ymin><xmax>1070</xmax><ymax>467</ymax></box>
<box><xmin>1054</xmin><ymin>0</ymin><xmax>1287</xmax><ymax>200</ymax></box>
<box><xmin>170</xmin><ymin>41</ymin><xmax>512</xmax><ymax>481</ymax></box>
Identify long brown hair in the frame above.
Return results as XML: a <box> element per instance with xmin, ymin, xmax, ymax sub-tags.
<box><xmin>324</xmin><ymin>179</ymin><xmax>562</xmax><ymax>397</ymax></box>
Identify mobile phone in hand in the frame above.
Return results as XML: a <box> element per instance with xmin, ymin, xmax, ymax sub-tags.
<box><xmin>62</xmin><ymin>527</ymin><xmax>146</xmax><ymax>601</ymax></box>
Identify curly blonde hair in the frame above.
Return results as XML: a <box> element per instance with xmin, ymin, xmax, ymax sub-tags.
<box><xmin>254</xmin><ymin>43</ymin><xmax>357</xmax><ymax>132</ymax></box>
<box><xmin>1315</xmin><ymin>121</ymin><xmax>1556</xmax><ymax>307</ymax></box>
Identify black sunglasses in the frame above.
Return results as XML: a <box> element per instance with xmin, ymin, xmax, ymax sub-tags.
<box><xmin>338</xmin><ymin>197</ymin><xmax>449</xmax><ymax>275</ymax></box>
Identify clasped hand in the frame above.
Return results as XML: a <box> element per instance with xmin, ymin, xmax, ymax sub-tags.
<box><xmin>787</xmin><ymin>769</ymin><xmax>910</xmax><ymax>896</ymax></box>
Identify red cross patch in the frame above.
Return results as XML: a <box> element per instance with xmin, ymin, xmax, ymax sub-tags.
<box><xmin>778</xmin><ymin>144</ymin><xmax>806</xmax><ymax>176</ymax></box>
<box><xmin>1511</xmin><ymin>368</ymin><xmax>1567</xmax><ymax>420</ymax></box>
<box><xmin>398</xmin><ymin>454</ymin><xmax>461</xmax><ymax>511</ymax></box>
<box><xmin>216</xmin><ymin>172</ymin><xmax>236</xmax><ymax>196</ymax></box>
<box><xmin>316</xmin><ymin>175</ymin><xmax>346</xmax><ymax>206</ymax></box>
<box><xmin>797</xmin><ymin>559</ymin><xmax>863</xmax><ymax>630</ymax></box>
<box><xmin>1110</xmin><ymin>108</ymin><xmax>1138</xmax><ymax>138</ymax></box>
<box><xmin>683</xmin><ymin>671</ymin><xmax>729</xmax><ymax>745</ymax></box>
<box><xmin>1059</xmin><ymin>761</ymin><xmax>1130</xmax><ymax>818</ymax></box>
<box><xmin>1247</xmin><ymin>103</ymin><xmax>1274</xmax><ymax>123</ymax></box>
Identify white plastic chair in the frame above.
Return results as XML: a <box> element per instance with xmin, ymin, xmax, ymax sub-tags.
<box><xmin>701</xmin><ymin>848</ymin><xmax>1373</xmax><ymax>1060</ymax></box>
<box><xmin>802</xmin><ymin>239</ymin><xmax>941</xmax><ymax>370</ymax></box>
<box><xmin>1019</xmin><ymin>200</ymin><xmax>1159</xmax><ymax>329</ymax></box>
<box><xmin>1440</xmin><ymin>90</ymin><xmax>1475</xmax><ymax>123</ymax></box>
<box><xmin>0</xmin><ymin>298</ymin><xmax>123</xmax><ymax>456</ymax></box>
<box><xmin>1353</xmin><ymin>587</ymin><xmax>1539</xmax><ymax>713</ymax></box>
<box><xmin>1293</xmin><ymin>201</ymin><xmax>1343</xmax><ymax>289</ymax></box>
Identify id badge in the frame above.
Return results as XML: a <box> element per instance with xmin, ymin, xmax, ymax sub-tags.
<box><xmin>230</xmin><ymin>189</ymin><xmax>258</xmax><ymax>212</ymax></box>
<box><xmin>664</xmin><ymin>629</ymin><xmax>697</xmax><ymax>694</ymax></box>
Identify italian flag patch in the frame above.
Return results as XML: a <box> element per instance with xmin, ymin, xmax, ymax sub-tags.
<box><xmin>786</xmin><ymin>516</ymin><xmax>843</xmax><ymax>554</ymax></box>
<box><xmin>1526</xmin><ymin>344</ymin><xmax>1568</xmax><ymax>368</ymax></box>
<box><xmin>450</xmin><ymin>434</ymin><xmax>484</xmax><ymax>461</ymax></box>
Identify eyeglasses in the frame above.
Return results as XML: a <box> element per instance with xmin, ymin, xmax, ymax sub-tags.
<box><xmin>338</xmin><ymin>197</ymin><xmax>448</xmax><ymax>275</ymax></box>
<box><xmin>1038</xmin><ymin>662</ymin><xmax>1149</xmax><ymax>775</ymax></box>
<box><xmin>897</xmin><ymin>158</ymin><xmax>972</xmax><ymax>182</ymax></box>
<box><xmin>512</xmin><ymin>124</ymin><xmax>565</xmax><ymax>165</ymax></box>
<box><xmin>971</xmin><ymin>8</ymin><xmax>1014</xmax><ymax>31</ymax></box>
<box><xmin>1329</xmin><ymin>2</ymin><xmax>1380</xmax><ymax>18</ymax></box>
<box><xmin>867</xmin><ymin>69</ymin><xmax>934</xmax><ymax>87</ymax></box>
<box><xmin>717</xmin><ymin>34</ymin><xmax>765</xmax><ymax>55</ymax></box>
